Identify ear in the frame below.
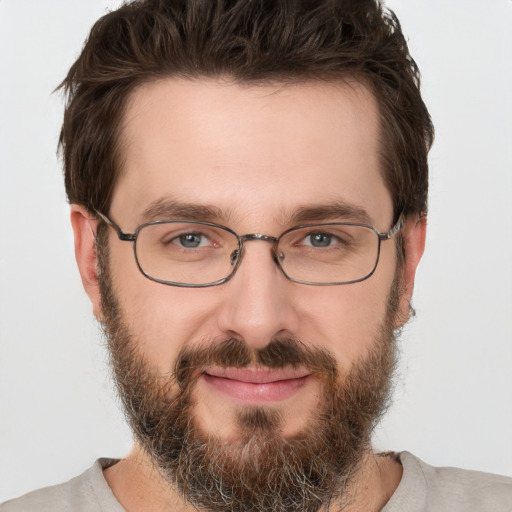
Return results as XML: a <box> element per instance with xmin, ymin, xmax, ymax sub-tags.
<box><xmin>70</xmin><ymin>204</ymin><xmax>103</xmax><ymax>320</ymax></box>
<box><xmin>396</xmin><ymin>214</ymin><xmax>427</xmax><ymax>327</ymax></box>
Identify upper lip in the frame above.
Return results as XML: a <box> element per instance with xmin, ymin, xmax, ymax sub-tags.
<box><xmin>204</xmin><ymin>367</ymin><xmax>311</xmax><ymax>384</ymax></box>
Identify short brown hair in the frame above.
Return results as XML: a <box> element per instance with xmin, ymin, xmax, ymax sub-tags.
<box><xmin>59</xmin><ymin>0</ymin><xmax>433</xmax><ymax>219</ymax></box>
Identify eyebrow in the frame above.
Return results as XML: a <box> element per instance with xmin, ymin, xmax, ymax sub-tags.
<box><xmin>140</xmin><ymin>198</ymin><xmax>227</xmax><ymax>224</ymax></box>
<box><xmin>290</xmin><ymin>202</ymin><xmax>372</xmax><ymax>225</ymax></box>
<box><xmin>139</xmin><ymin>198</ymin><xmax>372</xmax><ymax>226</ymax></box>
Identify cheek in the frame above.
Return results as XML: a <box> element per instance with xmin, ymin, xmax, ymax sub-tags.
<box><xmin>109</xmin><ymin>247</ymin><xmax>221</xmax><ymax>369</ymax></box>
<box><xmin>294</xmin><ymin>264</ymin><xmax>394</xmax><ymax>370</ymax></box>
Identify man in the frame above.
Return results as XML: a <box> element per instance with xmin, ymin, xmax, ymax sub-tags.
<box><xmin>1</xmin><ymin>0</ymin><xmax>511</xmax><ymax>511</ymax></box>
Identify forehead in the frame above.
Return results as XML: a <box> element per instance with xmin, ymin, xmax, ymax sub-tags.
<box><xmin>112</xmin><ymin>78</ymin><xmax>392</xmax><ymax>230</ymax></box>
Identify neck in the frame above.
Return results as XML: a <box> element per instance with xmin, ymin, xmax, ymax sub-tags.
<box><xmin>338</xmin><ymin>451</ymin><xmax>403</xmax><ymax>512</ymax></box>
<box><xmin>104</xmin><ymin>445</ymin><xmax>402</xmax><ymax>512</ymax></box>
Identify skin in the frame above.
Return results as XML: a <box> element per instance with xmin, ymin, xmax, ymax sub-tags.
<box><xmin>71</xmin><ymin>78</ymin><xmax>426</xmax><ymax>511</ymax></box>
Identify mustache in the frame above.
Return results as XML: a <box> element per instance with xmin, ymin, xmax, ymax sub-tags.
<box><xmin>174</xmin><ymin>337</ymin><xmax>338</xmax><ymax>389</ymax></box>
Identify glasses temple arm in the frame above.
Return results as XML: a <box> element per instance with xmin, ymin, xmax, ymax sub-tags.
<box><xmin>380</xmin><ymin>213</ymin><xmax>405</xmax><ymax>240</ymax></box>
<box><xmin>94</xmin><ymin>210</ymin><xmax>136</xmax><ymax>241</ymax></box>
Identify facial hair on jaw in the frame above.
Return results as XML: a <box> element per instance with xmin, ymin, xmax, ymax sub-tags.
<box><xmin>96</xmin><ymin>231</ymin><xmax>401</xmax><ymax>512</ymax></box>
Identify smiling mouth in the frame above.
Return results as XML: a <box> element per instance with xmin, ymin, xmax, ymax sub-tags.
<box><xmin>202</xmin><ymin>367</ymin><xmax>312</xmax><ymax>403</ymax></box>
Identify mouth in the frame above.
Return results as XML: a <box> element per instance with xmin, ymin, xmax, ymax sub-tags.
<box><xmin>202</xmin><ymin>367</ymin><xmax>312</xmax><ymax>403</ymax></box>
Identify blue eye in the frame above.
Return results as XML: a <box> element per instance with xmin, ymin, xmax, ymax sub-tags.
<box><xmin>306</xmin><ymin>232</ymin><xmax>333</xmax><ymax>247</ymax></box>
<box><xmin>176</xmin><ymin>233</ymin><xmax>208</xmax><ymax>248</ymax></box>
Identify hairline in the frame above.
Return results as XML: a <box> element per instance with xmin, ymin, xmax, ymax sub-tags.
<box><xmin>108</xmin><ymin>72</ymin><xmax>398</xmax><ymax>219</ymax></box>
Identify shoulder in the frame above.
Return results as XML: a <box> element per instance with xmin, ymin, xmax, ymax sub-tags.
<box><xmin>0</xmin><ymin>459</ymin><xmax>123</xmax><ymax>512</ymax></box>
<box><xmin>385</xmin><ymin>451</ymin><xmax>512</xmax><ymax>512</ymax></box>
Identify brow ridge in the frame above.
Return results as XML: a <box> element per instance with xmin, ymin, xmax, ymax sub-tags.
<box><xmin>140</xmin><ymin>197</ymin><xmax>373</xmax><ymax>227</ymax></box>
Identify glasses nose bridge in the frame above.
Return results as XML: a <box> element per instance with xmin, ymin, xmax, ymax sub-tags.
<box><xmin>239</xmin><ymin>233</ymin><xmax>279</xmax><ymax>245</ymax></box>
<box><xmin>234</xmin><ymin>233</ymin><xmax>281</xmax><ymax>269</ymax></box>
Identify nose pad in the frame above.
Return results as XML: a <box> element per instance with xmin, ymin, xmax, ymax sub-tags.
<box><xmin>230</xmin><ymin>249</ymin><xmax>239</xmax><ymax>266</ymax></box>
<box><xmin>231</xmin><ymin>244</ymin><xmax>281</xmax><ymax>270</ymax></box>
<box><xmin>229</xmin><ymin>240</ymin><xmax>285</xmax><ymax>283</ymax></box>
<box><xmin>272</xmin><ymin>246</ymin><xmax>286</xmax><ymax>268</ymax></box>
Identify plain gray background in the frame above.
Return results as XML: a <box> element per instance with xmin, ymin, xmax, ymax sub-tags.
<box><xmin>1</xmin><ymin>0</ymin><xmax>511</xmax><ymax>502</ymax></box>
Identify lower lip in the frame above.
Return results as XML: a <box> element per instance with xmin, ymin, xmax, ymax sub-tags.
<box><xmin>202</xmin><ymin>374</ymin><xmax>310</xmax><ymax>403</ymax></box>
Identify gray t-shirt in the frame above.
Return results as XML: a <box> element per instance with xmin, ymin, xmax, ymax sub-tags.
<box><xmin>2</xmin><ymin>452</ymin><xmax>511</xmax><ymax>511</ymax></box>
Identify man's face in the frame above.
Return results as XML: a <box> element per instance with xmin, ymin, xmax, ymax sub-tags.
<box><xmin>78</xmin><ymin>78</ymin><xmax>419</xmax><ymax>510</ymax></box>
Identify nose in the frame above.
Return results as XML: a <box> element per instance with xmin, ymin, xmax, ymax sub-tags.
<box><xmin>216</xmin><ymin>240</ymin><xmax>300</xmax><ymax>349</ymax></box>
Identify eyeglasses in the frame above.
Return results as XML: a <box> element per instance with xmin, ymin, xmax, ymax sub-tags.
<box><xmin>95</xmin><ymin>211</ymin><xmax>404</xmax><ymax>287</ymax></box>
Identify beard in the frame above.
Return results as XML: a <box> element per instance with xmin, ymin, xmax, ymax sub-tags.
<box><xmin>97</xmin><ymin>235</ymin><xmax>401</xmax><ymax>512</ymax></box>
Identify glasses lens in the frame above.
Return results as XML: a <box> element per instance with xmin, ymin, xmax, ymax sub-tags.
<box><xmin>278</xmin><ymin>224</ymin><xmax>379</xmax><ymax>284</ymax></box>
<box><xmin>135</xmin><ymin>222</ymin><xmax>239</xmax><ymax>285</ymax></box>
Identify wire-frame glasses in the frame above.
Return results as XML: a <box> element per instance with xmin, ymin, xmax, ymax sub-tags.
<box><xmin>95</xmin><ymin>211</ymin><xmax>404</xmax><ymax>287</ymax></box>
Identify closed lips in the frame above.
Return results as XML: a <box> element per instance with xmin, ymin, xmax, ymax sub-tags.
<box><xmin>202</xmin><ymin>367</ymin><xmax>312</xmax><ymax>402</ymax></box>
<box><xmin>204</xmin><ymin>367</ymin><xmax>311</xmax><ymax>383</ymax></box>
